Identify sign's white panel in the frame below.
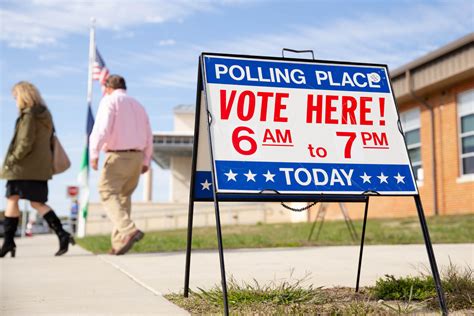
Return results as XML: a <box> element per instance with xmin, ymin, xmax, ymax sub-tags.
<box><xmin>196</xmin><ymin>54</ymin><xmax>417</xmax><ymax>196</ymax></box>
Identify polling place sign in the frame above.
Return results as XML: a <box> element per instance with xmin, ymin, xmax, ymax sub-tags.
<box><xmin>198</xmin><ymin>53</ymin><xmax>417</xmax><ymax>196</ymax></box>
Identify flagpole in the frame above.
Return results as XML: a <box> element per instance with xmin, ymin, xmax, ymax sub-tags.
<box><xmin>87</xmin><ymin>18</ymin><xmax>95</xmax><ymax>109</ymax></box>
<box><xmin>77</xmin><ymin>18</ymin><xmax>96</xmax><ymax>238</ymax></box>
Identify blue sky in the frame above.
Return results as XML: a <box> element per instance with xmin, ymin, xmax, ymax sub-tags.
<box><xmin>0</xmin><ymin>0</ymin><xmax>473</xmax><ymax>215</ymax></box>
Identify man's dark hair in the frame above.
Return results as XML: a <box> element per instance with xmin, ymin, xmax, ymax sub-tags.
<box><xmin>105</xmin><ymin>75</ymin><xmax>127</xmax><ymax>90</ymax></box>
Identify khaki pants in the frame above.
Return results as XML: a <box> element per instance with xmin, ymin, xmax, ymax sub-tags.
<box><xmin>99</xmin><ymin>151</ymin><xmax>143</xmax><ymax>250</ymax></box>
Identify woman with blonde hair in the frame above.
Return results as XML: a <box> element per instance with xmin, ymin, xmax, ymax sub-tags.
<box><xmin>0</xmin><ymin>81</ymin><xmax>74</xmax><ymax>257</ymax></box>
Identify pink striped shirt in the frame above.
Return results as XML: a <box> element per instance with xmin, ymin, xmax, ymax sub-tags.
<box><xmin>89</xmin><ymin>89</ymin><xmax>153</xmax><ymax>166</ymax></box>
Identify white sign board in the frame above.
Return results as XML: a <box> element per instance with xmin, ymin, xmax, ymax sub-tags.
<box><xmin>194</xmin><ymin>54</ymin><xmax>417</xmax><ymax>198</ymax></box>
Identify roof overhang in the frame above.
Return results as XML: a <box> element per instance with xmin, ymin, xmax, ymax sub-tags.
<box><xmin>390</xmin><ymin>33</ymin><xmax>474</xmax><ymax>104</ymax></box>
<box><xmin>152</xmin><ymin>132</ymin><xmax>193</xmax><ymax>169</ymax></box>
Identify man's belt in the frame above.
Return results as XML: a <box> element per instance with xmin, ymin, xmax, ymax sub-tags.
<box><xmin>107</xmin><ymin>149</ymin><xmax>141</xmax><ymax>152</ymax></box>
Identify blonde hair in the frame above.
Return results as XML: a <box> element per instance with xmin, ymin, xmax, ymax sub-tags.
<box><xmin>12</xmin><ymin>81</ymin><xmax>46</xmax><ymax>110</ymax></box>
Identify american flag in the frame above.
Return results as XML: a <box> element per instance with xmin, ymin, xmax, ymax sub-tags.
<box><xmin>92</xmin><ymin>48</ymin><xmax>109</xmax><ymax>87</ymax></box>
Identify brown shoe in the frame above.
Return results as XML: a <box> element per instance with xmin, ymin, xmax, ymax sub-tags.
<box><xmin>115</xmin><ymin>230</ymin><xmax>144</xmax><ymax>255</ymax></box>
<box><xmin>108</xmin><ymin>248</ymin><xmax>117</xmax><ymax>255</ymax></box>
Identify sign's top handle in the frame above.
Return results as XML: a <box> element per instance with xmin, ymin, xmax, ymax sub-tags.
<box><xmin>282</xmin><ymin>48</ymin><xmax>315</xmax><ymax>60</ymax></box>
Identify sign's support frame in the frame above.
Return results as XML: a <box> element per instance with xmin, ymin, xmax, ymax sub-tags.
<box><xmin>184</xmin><ymin>59</ymin><xmax>231</xmax><ymax>314</ymax></box>
<box><xmin>414</xmin><ymin>194</ymin><xmax>448</xmax><ymax>314</ymax></box>
<box><xmin>356</xmin><ymin>196</ymin><xmax>370</xmax><ymax>292</ymax></box>
<box><xmin>184</xmin><ymin>53</ymin><xmax>448</xmax><ymax>316</ymax></box>
<box><xmin>183</xmin><ymin>62</ymin><xmax>203</xmax><ymax>299</ymax></box>
<box><xmin>207</xmin><ymin>99</ymin><xmax>231</xmax><ymax>315</ymax></box>
<box><xmin>354</xmin><ymin>195</ymin><xmax>448</xmax><ymax>315</ymax></box>
<box><xmin>307</xmin><ymin>202</ymin><xmax>359</xmax><ymax>242</ymax></box>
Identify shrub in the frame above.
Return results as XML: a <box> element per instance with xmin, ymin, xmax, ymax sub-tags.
<box><xmin>372</xmin><ymin>262</ymin><xmax>474</xmax><ymax>310</ymax></box>
<box><xmin>371</xmin><ymin>274</ymin><xmax>436</xmax><ymax>301</ymax></box>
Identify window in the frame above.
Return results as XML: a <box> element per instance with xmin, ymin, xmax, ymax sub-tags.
<box><xmin>458</xmin><ymin>89</ymin><xmax>474</xmax><ymax>176</ymax></box>
<box><xmin>400</xmin><ymin>108</ymin><xmax>422</xmax><ymax>180</ymax></box>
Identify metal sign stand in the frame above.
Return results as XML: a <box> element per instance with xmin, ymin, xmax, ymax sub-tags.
<box><xmin>184</xmin><ymin>53</ymin><xmax>447</xmax><ymax>316</ymax></box>
<box><xmin>307</xmin><ymin>202</ymin><xmax>358</xmax><ymax>242</ymax></box>
<box><xmin>354</xmin><ymin>194</ymin><xmax>448</xmax><ymax>316</ymax></box>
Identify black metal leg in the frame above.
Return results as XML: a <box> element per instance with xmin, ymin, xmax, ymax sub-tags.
<box><xmin>307</xmin><ymin>204</ymin><xmax>322</xmax><ymax>241</ymax></box>
<box><xmin>314</xmin><ymin>215</ymin><xmax>326</xmax><ymax>241</ymax></box>
<box><xmin>214</xmin><ymin>199</ymin><xmax>229</xmax><ymax>315</ymax></box>
<box><xmin>348</xmin><ymin>220</ymin><xmax>358</xmax><ymax>241</ymax></box>
<box><xmin>414</xmin><ymin>195</ymin><xmax>448</xmax><ymax>315</ymax></box>
<box><xmin>346</xmin><ymin>213</ymin><xmax>358</xmax><ymax>242</ymax></box>
<box><xmin>184</xmin><ymin>200</ymin><xmax>195</xmax><ymax>297</ymax></box>
<box><xmin>307</xmin><ymin>216</ymin><xmax>318</xmax><ymax>241</ymax></box>
<box><xmin>343</xmin><ymin>214</ymin><xmax>357</xmax><ymax>242</ymax></box>
<box><xmin>340</xmin><ymin>203</ymin><xmax>358</xmax><ymax>241</ymax></box>
<box><xmin>185</xmin><ymin>64</ymin><xmax>202</xmax><ymax>298</ymax></box>
<box><xmin>356</xmin><ymin>197</ymin><xmax>369</xmax><ymax>292</ymax></box>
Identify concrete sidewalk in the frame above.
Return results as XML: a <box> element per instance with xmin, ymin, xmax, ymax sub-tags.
<box><xmin>0</xmin><ymin>235</ymin><xmax>188</xmax><ymax>315</ymax></box>
<box><xmin>1</xmin><ymin>235</ymin><xmax>473</xmax><ymax>315</ymax></box>
<box><xmin>104</xmin><ymin>242</ymin><xmax>473</xmax><ymax>294</ymax></box>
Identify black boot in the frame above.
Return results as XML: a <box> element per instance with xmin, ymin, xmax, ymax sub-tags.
<box><xmin>43</xmin><ymin>210</ymin><xmax>75</xmax><ymax>256</ymax></box>
<box><xmin>0</xmin><ymin>216</ymin><xmax>19</xmax><ymax>258</ymax></box>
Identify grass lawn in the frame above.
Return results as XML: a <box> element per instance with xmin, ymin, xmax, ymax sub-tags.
<box><xmin>166</xmin><ymin>262</ymin><xmax>473</xmax><ymax>315</ymax></box>
<box><xmin>77</xmin><ymin>214</ymin><xmax>474</xmax><ymax>254</ymax></box>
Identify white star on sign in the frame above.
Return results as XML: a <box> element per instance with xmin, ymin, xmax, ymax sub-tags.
<box><xmin>360</xmin><ymin>172</ymin><xmax>372</xmax><ymax>183</ymax></box>
<box><xmin>377</xmin><ymin>172</ymin><xmax>389</xmax><ymax>184</ymax></box>
<box><xmin>394</xmin><ymin>173</ymin><xmax>405</xmax><ymax>184</ymax></box>
<box><xmin>201</xmin><ymin>179</ymin><xmax>212</xmax><ymax>190</ymax></box>
<box><xmin>244</xmin><ymin>170</ymin><xmax>257</xmax><ymax>182</ymax></box>
<box><xmin>263</xmin><ymin>170</ymin><xmax>275</xmax><ymax>182</ymax></box>
<box><xmin>224</xmin><ymin>169</ymin><xmax>238</xmax><ymax>182</ymax></box>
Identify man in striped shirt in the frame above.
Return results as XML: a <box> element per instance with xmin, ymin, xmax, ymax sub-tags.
<box><xmin>89</xmin><ymin>75</ymin><xmax>153</xmax><ymax>255</ymax></box>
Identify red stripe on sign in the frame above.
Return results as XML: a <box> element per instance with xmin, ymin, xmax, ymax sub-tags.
<box><xmin>262</xmin><ymin>143</ymin><xmax>294</xmax><ymax>147</ymax></box>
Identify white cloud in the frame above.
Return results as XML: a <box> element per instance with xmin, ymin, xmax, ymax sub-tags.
<box><xmin>30</xmin><ymin>65</ymin><xmax>83</xmax><ymax>78</ymax></box>
<box><xmin>0</xmin><ymin>0</ymin><xmax>236</xmax><ymax>48</ymax></box>
<box><xmin>138</xmin><ymin>1</ymin><xmax>473</xmax><ymax>88</ymax></box>
<box><xmin>38</xmin><ymin>51</ymin><xmax>63</xmax><ymax>61</ymax></box>
<box><xmin>125</xmin><ymin>43</ymin><xmax>202</xmax><ymax>69</ymax></box>
<box><xmin>159</xmin><ymin>39</ymin><xmax>176</xmax><ymax>46</ymax></box>
<box><xmin>145</xmin><ymin>67</ymin><xmax>197</xmax><ymax>88</ymax></box>
<box><xmin>42</xmin><ymin>93</ymin><xmax>84</xmax><ymax>104</ymax></box>
<box><xmin>216</xmin><ymin>3</ymin><xmax>472</xmax><ymax>67</ymax></box>
<box><xmin>113</xmin><ymin>31</ymin><xmax>135</xmax><ymax>40</ymax></box>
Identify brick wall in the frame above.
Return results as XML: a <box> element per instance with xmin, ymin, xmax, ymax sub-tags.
<box><xmin>309</xmin><ymin>79</ymin><xmax>474</xmax><ymax>221</ymax></box>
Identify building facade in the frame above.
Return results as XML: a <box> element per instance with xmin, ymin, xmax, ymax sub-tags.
<box><xmin>159</xmin><ymin>34</ymin><xmax>474</xmax><ymax>220</ymax></box>
<box><xmin>330</xmin><ymin>33</ymin><xmax>474</xmax><ymax>220</ymax></box>
<box><xmin>87</xmin><ymin>34</ymin><xmax>473</xmax><ymax>234</ymax></box>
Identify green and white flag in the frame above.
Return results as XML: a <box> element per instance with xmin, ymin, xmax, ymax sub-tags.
<box><xmin>77</xmin><ymin>122</ymin><xmax>93</xmax><ymax>237</ymax></box>
<box><xmin>77</xmin><ymin>20</ymin><xmax>97</xmax><ymax>237</ymax></box>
